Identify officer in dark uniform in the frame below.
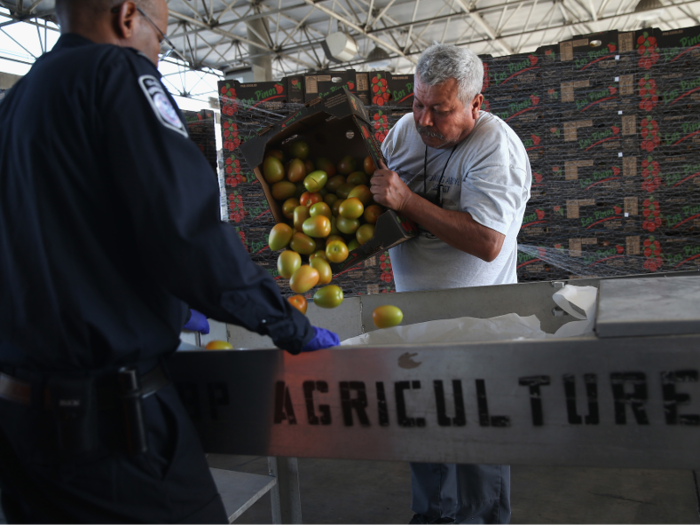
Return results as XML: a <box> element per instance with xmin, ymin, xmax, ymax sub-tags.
<box><xmin>0</xmin><ymin>0</ymin><xmax>339</xmax><ymax>522</ymax></box>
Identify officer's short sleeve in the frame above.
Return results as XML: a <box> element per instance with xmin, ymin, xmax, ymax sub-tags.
<box><xmin>95</xmin><ymin>51</ymin><xmax>313</xmax><ymax>353</ymax></box>
<box><xmin>460</xmin><ymin>123</ymin><xmax>530</xmax><ymax>236</ymax></box>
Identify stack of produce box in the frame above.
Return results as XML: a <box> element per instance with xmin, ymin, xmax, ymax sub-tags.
<box><xmin>638</xmin><ymin>26</ymin><xmax>700</xmax><ymax>273</ymax></box>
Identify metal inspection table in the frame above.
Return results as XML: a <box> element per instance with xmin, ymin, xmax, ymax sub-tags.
<box><xmin>173</xmin><ymin>271</ymin><xmax>700</xmax><ymax>522</ymax></box>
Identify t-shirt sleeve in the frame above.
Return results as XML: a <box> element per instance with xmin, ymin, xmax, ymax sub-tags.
<box><xmin>460</xmin><ymin>121</ymin><xmax>530</xmax><ymax>236</ymax></box>
<box><xmin>95</xmin><ymin>51</ymin><xmax>313</xmax><ymax>353</ymax></box>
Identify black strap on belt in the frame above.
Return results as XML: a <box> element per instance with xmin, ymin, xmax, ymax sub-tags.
<box><xmin>0</xmin><ymin>363</ymin><xmax>169</xmax><ymax>409</ymax></box>
<box><xmin>0</xmin><ymin>364</ymin><xmax>170</xmax><ymax>456</ymax></box>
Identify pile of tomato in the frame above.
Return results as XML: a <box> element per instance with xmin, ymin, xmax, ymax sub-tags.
<box><xmin>263</xmin><ymin>140</ymin><xmax>385</xmax><ymax>312</ymax></box>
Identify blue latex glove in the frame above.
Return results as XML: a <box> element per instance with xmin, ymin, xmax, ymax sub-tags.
<box><xmin>301</xmin><ymin>327</ymin><xmax>340</xmax><ymax>352</ymax></box>
<box><xmin>183</xmin><ymin>309</ymin><xmax>210</xmax><ymax>334</ymax></box>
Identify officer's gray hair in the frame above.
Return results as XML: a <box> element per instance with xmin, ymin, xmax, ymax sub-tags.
<box><xmin>415</xmin><ymin>44</ymin><xmax>484</xmax><ymax>105</ymax></box>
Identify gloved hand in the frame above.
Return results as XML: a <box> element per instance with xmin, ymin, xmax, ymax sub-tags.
<box><xmin>301</xmin><ymin>327</ymin><xmax>340</xmax><ymax>352</ymax></box>
<box><xmin>183</xmin><ymin>309</ymin><xmax>210</xmax><ymax>334</ymax></box>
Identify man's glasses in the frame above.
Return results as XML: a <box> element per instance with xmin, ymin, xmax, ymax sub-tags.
<box><xmin>111</xmin><ymin>4</ymin><xmax>186</xmax><ymax>62</ymax></box>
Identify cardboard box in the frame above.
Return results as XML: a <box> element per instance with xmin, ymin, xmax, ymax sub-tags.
<box><xmin>304</xmin><ymin>70</ymin><xmax>370</xmax><ymax>105</ymax></box>
<box><xmin>516</xmin><ymin>245</ymin><xmax>570</xmax><ymax>282</ymax></box>
<box><xmin>558</xmin><ymin>31</ymin><xmax>635</xmax><ymax>74</ymax></box>
<box><xmin>546</xmin><ymin>155</ymin><xmax>639</xmax><ymax>195</ymax></box>
<box><xmin>557</xmin><ymin>196</ymin><xmax>640</xmax><ymax>234</ymax></box>
<box><xmin>239</xmin><ymin>88</ymin><xmax>417</xmax><ymax>270</ymax></box>
<box><xmin>659</xmin><ymin>26</ymin><xmax>700</xmax><ymax>67</ymax></box>
<box><xmin>488</xmin><ymin>92</ymin><xmax>543</xmax><ymax>127</ymax></box>
<box><xmin>229</xmin><ymin>80</ymin><xmax>288</xmax><ymax>109</ymax></box>
<box><xmin>386</xmin><ymin>73</ymin><xmax>415</xmax><ymax>106</ymax></box>
<box><xmin>567</xmin><ymin>234</ymin><xmax>641</xmax><ymax>276</ymax></box>
<box><xmin>545</xmin><ymin>114</ymin><xmax>637</xmax><ymax>155</ymax></box>
<box><xmin>658</xmin><ymin>153</ymin><xmax>700</xmax><ymax>191</ymax></box>
<box><xmin>487</xmin><ymin>52</ymin><xmax>542</xmax><ymax>91</ymax></box>
<box><xmin>645</xmin><ymin>112</ymin><xmax>700</xmax><ymax>155</ymax></box>
<box><xmin>285</xmin><ymin>75</ymin><xmax>305</xmax><ymax>104</ymax></box>
<box><xmin>660</xmin><ymin>235</ymin><xmax>700</xmax><ymax>271</ymax></box>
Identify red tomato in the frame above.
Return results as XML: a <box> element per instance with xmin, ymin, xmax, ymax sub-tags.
<box><xmin>300</xmin><ymin>191</ymin><xmax>323</xmax><ymax>208</ymax></box>
<box><xmin>288</xmin><ymin>295</ymin><xmax>308</xmax><ymax>315</ymax></box>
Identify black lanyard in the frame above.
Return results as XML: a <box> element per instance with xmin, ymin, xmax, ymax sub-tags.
<box><xmin>423</xmin><ymin>143</ymin><xmax>459</xmax><ymax>207</ymax></box>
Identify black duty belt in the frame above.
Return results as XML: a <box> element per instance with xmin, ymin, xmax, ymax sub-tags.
<box><xmin>0</xmin><ymin>364</ymin><xmax>169</xmax><ymax>409</ymax></box>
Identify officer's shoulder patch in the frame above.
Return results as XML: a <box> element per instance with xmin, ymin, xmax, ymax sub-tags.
<box><xmin>138</xmin><ymin>75</ymin><xmax>188</xmax><ymax>138</ymax></box>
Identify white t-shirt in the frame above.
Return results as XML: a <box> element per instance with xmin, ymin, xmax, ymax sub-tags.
<box><xmin>382</xmin><ymin>111</ymin><xmax>531</xmax><ymax>293</ymax></box>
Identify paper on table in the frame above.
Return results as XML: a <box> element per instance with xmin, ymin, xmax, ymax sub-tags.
<box><xmin>340</xmin><ymin>284</ymin><xmax>598</xmax><ymax>346</ymax></box>
<box><xmin>551</xmin><ymin>285</ymin><xmax>598</xmax><ymax>338</ymax></box>
<box><xmin>341</xmin><ymin>313</ymin><xmax>548</xmax><ymax>346</ymax></box>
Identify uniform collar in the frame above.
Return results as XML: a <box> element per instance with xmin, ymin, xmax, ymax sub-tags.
<box><xmin>53</xmin><ymin>33</ymin><xmax>96</xmax><ymax>50</ymax></box>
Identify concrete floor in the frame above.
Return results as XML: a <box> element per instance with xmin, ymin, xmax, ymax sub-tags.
<box><xmin>0</xmin><ymin>458</ymin><xmax>696</xmax><ymax>523</ymax></box>
<box><xmin>207</xmin><ymin>454</ymin><xmax>700</xmax><ymax>524</ymax></box>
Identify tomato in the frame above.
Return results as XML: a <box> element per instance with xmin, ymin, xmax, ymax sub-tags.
<box><xmin>363</xmin><ymin>155</ymin><xmax>376</xmax><ymax>175</ymax></box>
<box><xmin>363</xmin><ymin>204</ymin><xmax>383</xmax><ymax>224</ymax></box>
<box><xmin>271</xmin><ymin>181</ymin><xmax>296</xmax><ymax>201</ymax></box>
<box><xmin>288</xmin><ymin>294</ymin><xmax>308</xmax><ymax>315</ymax></box>
<box><xmin>304</xmin><ymin>159</ymin><xmax>315</xmax><ymax>174</ymax></box>
<box><xmin>289</xmin><ymin>232</ymin><xmax>316</xmax><ymax>255</ymax></box>
<box><xmin>348</xmin><ymin>184</ymin><xmax>373</xmax><ymax>206</ymax></box>
<box><xmin>335</xmin><ymin>183</ymin><xmax>355</xmax><ymax>200</ymax></box>
<box><xmin>294</xmin><ymin>183</ymin><xmax>306</xmax><ymax>199</ymax></box>
<box><xmin>293</xmin><ymin>205</ymin><xmax>310</xmax><ymax>231</ymax></box>
<box><xmin>356</xmin><ymin>223</ymin><xmax>375</xmax><ymax>245</ymax></box>
<box><xmin>313</xmin><ymin>285</ymin><xmax>344</xmax><ymax>309</ymax></box>
<box><xmin>302</xmin><ymin>216</ymin><xmax>331</xmax><ymax>238</ymax></box>
<box><xmin>268</xmin><ymin>223</ymin><xmax>293</xmax><ymax>251</ymax></box>
<box><xmin>304</xmin><ymin>170</ymin><xmax>328</xmax><ymax>193</ymax></box>
<box><xmin>338</xmin><ymin>197</ymin><xmax>364</xmax><ymax>219</ymax></box>
<box><xmin>282</xmin><ymin>198</ymin><xmax>299</xmax><ymax>220</ymax></box>
<box><xmin>309</xmin><ymin>250</ymin><xmax>328</xmax><ymax>261</ymax></box>
<box><xmin>205</xmin><ymin>340</ymin><xmax>234</xmax><ymax>350</ymax></box>
<box><xmin>324</xmin><ymin>193</ymin><xmax>339</xmax><ymax>207</ymax></box>
<box><xmin>300</xmin><ymin>191</ymin><xmax>323</xmax><ymax>208</ymax></box>
<box><xmin>316</xmin><ymin>157</ymin><xmax>336</xmax><ymax>177</ymax></box>
<box><xmin>347</xmin><ymin>238</ymin><xmax>360</xmax><ymax>251</ymax></box>
<box><xmin>347</xmin><ymin>171</ymin><xmax>368</xmax><ymax>186</ymax></box>
<box><xmin>277</xmin><ymin>250</ymin><xmax>301</xmax><ymax>279</ymax></box>
<box><xmin>266</xmin><ymin>149</ymin><xmax>284</xmax><ymax>161</ymax></box>
<box><xmin>329</xmin><ymin>216</ymin><xmax>340</xmax><ymax>236</ymax></box>
<box><xmin>289</xmin><ymin>140</ymin><xmax>309</xmax><ymax>160</ymax></box>
<box><xmin>325</xmin><ymin>234</ymin><xmax>344</xmax><ymax>246</ymax></box>
<box><xmin>263</xmin><ymin>156</ymin><xmax>285</xmax><ymax>184</ymax></box>
<box><xmin>309</xmin><ymin>257</ymin><xmax>332</xmax><ymax>285</ymax></box>
<box><xmin>325</xmin><ymin>174</ymin><xmax>346</xmax><ymax>193</ymax></box>
<box><xmin>325</xmin><ymin>240</ymin><xmax>349</xmax><ymax>263</ymax></box>
<box><xmin>372</xmin><ymin>305</ymin><xmax>404</xmax><ymax>328</ymax></box>
<box><xmin>331</xmin><ymin>199</ymin><xmax>342</xmax><ymax>217</ymax></box>
<box><xmin>309</xmin><ymin>202</ymin><xmax>332</xmax><ymax>219</ymax></box>
<box><xmin>336</xmin><ymin>216</ymin><xmax>359</xmax><ymax>234</ymax></box>
<box><xmin>337</xmin><ymin>155</ymin><xmax>357</xmax><ymax>175</ymax></box>
<box><xmin>290</xmin><ymin>265</ymin><xmax>319</xmax><ymax>293</ymax></box>
<box><xmin>287</xmin><ymin>158</ymin><xmax>306</xmax><ymax>183</ymax></box>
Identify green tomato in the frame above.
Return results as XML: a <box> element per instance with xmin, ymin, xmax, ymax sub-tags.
<box><xmin>372</xmin><ymin>305</ymin><xmax>404</xmax><ymax>328</ymax></box>
<box><xmin>304</xmin><ymin>170</ymin><xmax>328</xmax><ymax>193</ymax></box>
<box><xmin>313</xmin><ymin>285</ymin><xmax>344</xmax><ymax>309</ymax></box>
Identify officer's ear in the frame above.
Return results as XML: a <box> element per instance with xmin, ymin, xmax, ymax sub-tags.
<box><xmin>111</xmin><ymin>1</ymin><xmax>138</xmax><ymax>39</ymax></box>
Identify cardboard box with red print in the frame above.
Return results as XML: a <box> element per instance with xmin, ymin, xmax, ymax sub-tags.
<box><xmin>386</xmin><ymin>73</ymin><xmax>415</xmax><ymax>107</ymax></box>
<box><xmin>304</xmin><ymin>70</ymin><xmax>370</xmax><ymax>105</ymax></box>
<box><xmin>239</xmin><ymin>88</ymin><xmax>417</xmax><ymax>271</ymax></box>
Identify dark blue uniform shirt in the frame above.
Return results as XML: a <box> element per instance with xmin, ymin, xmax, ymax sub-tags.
<box><xmin>0</xmin><ymin>34</ymin><xmax>313</xmax><ymax>372</ymax></box>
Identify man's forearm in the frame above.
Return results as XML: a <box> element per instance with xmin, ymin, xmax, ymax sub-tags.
<box><xmin>399</xmin><ymin>192</ymin><xmax>505</xmax><ymax>262</ymax></box>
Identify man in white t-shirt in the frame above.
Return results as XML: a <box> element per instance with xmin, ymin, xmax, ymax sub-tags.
<box><xmin>370</xmin><ymin>44</ymin><xmax>531</xmax><ymax>524</ymax></box>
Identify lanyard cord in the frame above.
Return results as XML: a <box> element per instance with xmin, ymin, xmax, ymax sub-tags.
<box><xmin>423</xmin><ymin>143</ymin><xmax>459</xmax><ymax>206</ymax></box>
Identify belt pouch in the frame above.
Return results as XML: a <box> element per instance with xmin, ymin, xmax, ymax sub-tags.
<box><xmin>47</xmin><ymin>375</ymin><xmax>97</xmax><ymax>454</ymax></box>
<box><xmin>118</xmin><ymin>367</ymin><xmax>148</xmax><ymax>455</ymax></box>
